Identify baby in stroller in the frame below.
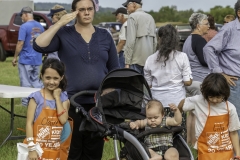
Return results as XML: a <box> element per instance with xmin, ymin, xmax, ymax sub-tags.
<box><xmin>130</xmin><ymin>100</ymin><xmax>182</xmax><ymax>160</ymax></box>
<box><xmin>70</xmin><ymin>69</ymin><xmax>194</xmax><ymax>160</ymax></box>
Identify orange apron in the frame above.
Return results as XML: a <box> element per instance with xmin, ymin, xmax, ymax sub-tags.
<box><xmin>197</xmin><ymin>102</ymin><xmax>234</xmax><ymax>160</ymax></box>
<box><xmin>24</xmin><ymin>90</ymin><xmax>73</xmax><ymax>160</ymax></box>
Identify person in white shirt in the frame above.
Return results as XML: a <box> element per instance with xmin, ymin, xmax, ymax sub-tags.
<box><xmin>144</xmin><ymin>24</ymin><xmax>192</xmax><ymax>108</ymax></box>
<box><xmin>112</xmin><ymin>7</ymin><xmax>128</xmax><ymax>68</ymax></box>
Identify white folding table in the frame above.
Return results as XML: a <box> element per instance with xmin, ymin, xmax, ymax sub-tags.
<box><xmin>0</xmin><ymin>84</ymin><xmax>40</xmax><ymax>147</ymax></box>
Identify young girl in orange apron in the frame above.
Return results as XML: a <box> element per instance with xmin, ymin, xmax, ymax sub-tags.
<box><xmin>24</xmin><ymin>58</ymin><xmax>72</xmax><ymax>160</ymax></box>
<box><xmin>197</xmin><ymin>102</ymin><xmax>233</xmax><ymax>159</ymax></box>
<box><xmin>178</xmin><ymin>73</ymin><xmax>240</xmax><ymax>160</ymax></box>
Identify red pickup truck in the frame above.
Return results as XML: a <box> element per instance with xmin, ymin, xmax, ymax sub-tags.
<box><xmin>0</xmin><ymin>11</ymin><xmax>52</xmax><ymax>61</ymax></box>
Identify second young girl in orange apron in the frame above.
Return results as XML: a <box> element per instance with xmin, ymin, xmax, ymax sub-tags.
<box><xmin>178</xmin><ymin>73</ymin><xmax>240</xmax><ymax>160</ymax></box>
<box><xmin>198</xmin><ymin>102</ymin><xmax>233</xmax><ymax>160</ymax></box>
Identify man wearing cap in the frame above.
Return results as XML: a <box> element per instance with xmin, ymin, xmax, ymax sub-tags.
<box><xmin>47</xmin><ymin>4</ymin><xmax>67</xmax><ymax>60</ymax></box>
<box><xmin>112</xmin><ymin>7</ymin><xmax>128</xmax><ymax>68</ymax></box>
<box><xmin>122</xmin><ymin>0</ymin><xmax>157</xmax><ymax>74</ymax></box>
<box><xmin>12</xmin><ymin>6</ymin><xmax>44</xmax><ymax>106</ymax></box>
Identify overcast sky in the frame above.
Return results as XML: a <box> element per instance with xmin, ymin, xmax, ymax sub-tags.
<box><xmin>34</xmin><ymin>0</ymin><xmax>237</xmax><ymax>12</ymax></box>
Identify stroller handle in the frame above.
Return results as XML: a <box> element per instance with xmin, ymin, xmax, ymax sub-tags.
<box><xmin>70</xmin><ymin>90</ymin><xmax>97</xmax><ymax>118</ymax></box>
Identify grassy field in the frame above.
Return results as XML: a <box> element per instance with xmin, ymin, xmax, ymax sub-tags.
<box><xmin>0</xmin><ymin>57</ymin><xmax>117</xmax><ymax>160</ymax></box>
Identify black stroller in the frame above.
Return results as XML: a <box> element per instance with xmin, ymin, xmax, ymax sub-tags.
<box><xmin>70</xmin><ymin>69</ymin><xmax>194</xmax><ymax>160</ymax></box>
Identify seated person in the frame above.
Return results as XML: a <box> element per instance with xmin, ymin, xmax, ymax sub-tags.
<box><xmin>130</xmin><ymin>100</ymin><xmax>181</xmax><ymax>160</ymax></box>
<box><xmin>224</xmin><ymin>14</ymin><xmax>235</xmax><ymax>24</ymax></box>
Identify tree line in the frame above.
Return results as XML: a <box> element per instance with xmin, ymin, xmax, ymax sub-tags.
<box><xmin>149</xmin><ymin>5</ymin><xmax>235</xmax><ymax>24</ymax></box>
<box><xmin>35</xmin><ymin>3</ymin><xmax>235</xmax><ymax>25</ymax></box>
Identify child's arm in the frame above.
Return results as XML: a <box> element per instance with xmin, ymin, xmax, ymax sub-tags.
<box><xmin>230</xmin><ymin>131</ymin><xmax>240</xmax><ymax>156</ymax></box>
<box><xmin>178</xmin><ymin>99</ymin><xmax>185</xmax><ymax>113</ymax></box>
<box><xmin>54</xmin><ymin>88</ymin><xmax>70</xmax><ymax>124</ymax></box>
<box><xmin>182</xmin><ymin>52</ymin><xmax>192</xmax><ymax>86</ymax></box>
<box><xmin>26</xmin><ymin>99</ymin><xmax>37</xmax><ymax>139</ymax></box>
<box><xmin>26</xmin><ymin>98</ymin><xmax>39</xmax><ymax>158</ymax></box>
<box><xmin>166</xmin><ymin>104</ymin><xmax>182</xmax><ymax>126</ymax></box>
<box><xmin>130</xmin><ymin>119</ymin><xmax>147</xmax><ymax>129</ymax></box>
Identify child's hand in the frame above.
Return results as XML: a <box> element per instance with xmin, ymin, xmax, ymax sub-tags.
<box><xmin>28</xmin><ymin>150</ymin><xmax>39</xmax><ymax>160</ymax></box>
<box><xmin>234</xmin><ymin>156</ymin><xmax>240</xmax><ymax>160</ymax></box>
<box><xmin>130</xmin><ymin>122</ymin><xmax>138</xmax><ymax>129</ymax></box>
<box><xmin>168</xmin><ymin>103</ymin><xmax>178</xmax><ymax>112</ymax></box>
<box><xmin>53</xmin><ymin>88</ymin><xmax>62</xmax><ymax>99</ymax></box>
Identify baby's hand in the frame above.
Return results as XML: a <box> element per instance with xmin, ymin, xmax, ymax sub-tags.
<box><xmin>53</xmin><ymin>88</ymin><xmax>62</xmax><ymax>99</ymax></box>
<box><xmin>168</xmin><ymin>103</ymin><xmax>178</xmax><ymax>112</ymax></box>
<box><xmin>129</xmin><ymin>122</ymin><xmax>138</xmax><ymax>129</ymax></box>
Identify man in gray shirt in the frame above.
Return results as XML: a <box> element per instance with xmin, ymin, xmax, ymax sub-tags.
<box><xmin>122</xmin><ymin>0</ymin><xmax>157</xmax><ymax>74</ymax></box>
<box><xmin>203</xmin><ymin>0</ymin><xmax>240</xmax><ymax>135</ymax></box>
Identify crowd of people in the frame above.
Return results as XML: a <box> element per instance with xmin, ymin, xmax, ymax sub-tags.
<box><xmin>11</xmin><ymin>0</ymin><xmax>240</xmax><ymax>159</ymax></box>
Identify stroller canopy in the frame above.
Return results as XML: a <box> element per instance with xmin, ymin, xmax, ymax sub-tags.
<box><xmin>95</xmin><ymin>69</ymin><xmax>152</xmax><ymax>124</ymax></box>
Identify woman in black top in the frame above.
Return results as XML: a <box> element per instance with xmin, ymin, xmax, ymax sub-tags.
<box><xmin>182</xmin><ymin>12</ymin><xmax>210</xmax><ymax>147</ymax></box>
<box><xmin>33</xmin><ymin>0</ymin><xmax>119</xmax><ymax>159</ymax></box>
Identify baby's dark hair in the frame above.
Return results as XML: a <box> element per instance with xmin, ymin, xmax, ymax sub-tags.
<box><xmin>201</xmin><ymin>73</ymin><xmax>230</xmax><ymax>101</ymax></box>
<box><xmin>146</xmin><ymin>100</ymin><xmax>164</xmax><ymax>115</ymax></box>
<box><xmin>40</xmin><ymin>58</ymin><xmax>67</xmax><ymax>91</ymax></box>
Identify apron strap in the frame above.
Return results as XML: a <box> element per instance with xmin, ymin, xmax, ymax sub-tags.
<box><xmin>207</xmin><ymin>101</ymin><xmax>230</xmax><ymax>116</ymax></box>
<box><xmin>43</xmin><ymin>88</ymin><xmax>46</xmax><ymax>108</ymax></box>
<box><xmin>226</xmin><ymin>101</ymin><xmax>229</xmax><ymax>113</ymax></box>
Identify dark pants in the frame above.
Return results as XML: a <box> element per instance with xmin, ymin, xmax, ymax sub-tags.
<box><xmin>118</xmin><ymin>51</ymin><xmax>125</xmax><ymax>69</ymax></box>
<box><xmin>68</xmin><ymin>104</ymin><xmax>104</xmax><ymax>160</ymax></box>
<box><xmin>129</xmin><ymin>64</ymin><xmax>144</xmax><ymax>75</ymax></box>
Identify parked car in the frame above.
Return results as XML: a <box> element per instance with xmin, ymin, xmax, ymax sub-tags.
<box><xmin>0</xmin><ymin>11</ymin><xmax>52</xmax><ymax>61</ymax></box>
<box><xmin>175</xmin><ymin>24</ymin><xmax>192</xmax><ymax>43</ymax></box>
<box><xmin>215</xmin><ymin>23</ymin><xmax>223</xmax><ymax>32</ymax></box>
<box><xmin>98</xmin><ymin>22</ymin><xmax>122</xmax><ymax>45</ymax></box>
<box><xmin>174</xmin><ymin>24</ymin><xmax>191</xmax><ymax>51</ymax></box>
<box><xmin>98</xmin><ymin>22</ymin><xmax>122</xmax><ymax>32</ymax></box>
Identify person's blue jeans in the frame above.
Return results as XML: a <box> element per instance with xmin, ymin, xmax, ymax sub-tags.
<box><xmin>129</xmin><ymin>64</ymin><xmax>144</xmax><ymax>75</ymax></box>
<box><xmin>18</xmin><ymin>63</ymin><xmax>43</xmax><ymax>106</ymax></box>
<box><xmin>118</xmin><ymin>51</ymin><xmax>125</xmax><ymax>69</ymax></box>
<box><xmin>228</xmin><ymin>79</ymin><xmax>240</xmax><ymax>137</ymax></box>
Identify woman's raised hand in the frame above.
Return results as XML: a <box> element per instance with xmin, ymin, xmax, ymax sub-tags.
<box><xmin>57</xmin><ymin>10</ymin><xmax>79</xmax><ymax>26</ymax></box>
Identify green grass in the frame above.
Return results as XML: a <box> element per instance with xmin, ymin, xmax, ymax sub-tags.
<box><xmin>0</xmin><ymin>57</ymin><xmax>197</xmax><ymax>160</ymax></box>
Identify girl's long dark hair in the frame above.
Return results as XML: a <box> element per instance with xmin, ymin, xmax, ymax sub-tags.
<box><xmin>40</xmin><ymin>58</ymin><xmax>67</xmax><ymax>91</ymax></box>
<box><xmin>157</xmin><ymin>24</ymin><xmax>179</xmax><ymax>66</ymax></box>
